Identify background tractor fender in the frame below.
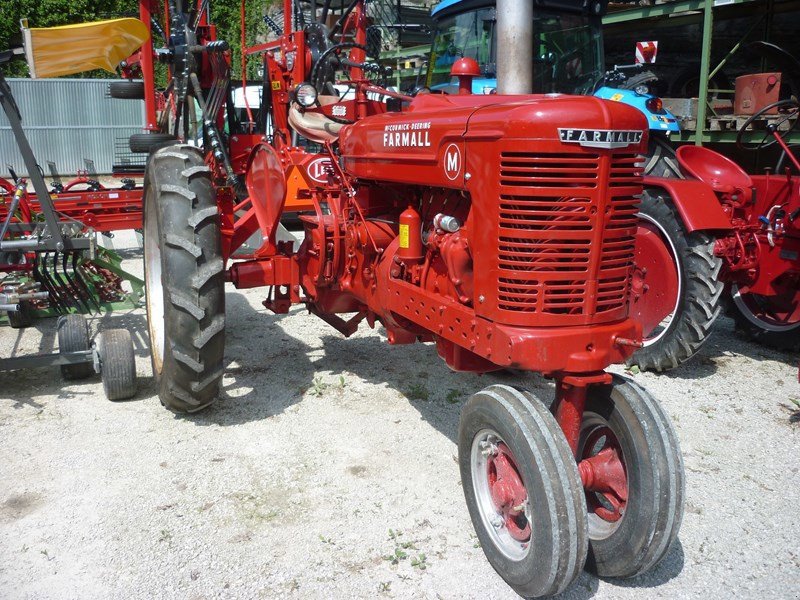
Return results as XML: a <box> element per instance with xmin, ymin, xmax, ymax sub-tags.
<box><xmin>642</xmin><ymin>176</ymin><xmax>732</xmax><ymax>233</ymax></box>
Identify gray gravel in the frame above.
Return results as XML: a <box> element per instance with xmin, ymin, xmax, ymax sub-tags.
<box><xmin>1</xmin><ymin>231</ymin><xmax>799</xmax><ymax>599</ymax></box>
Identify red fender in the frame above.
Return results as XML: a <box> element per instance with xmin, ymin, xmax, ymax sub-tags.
<box><xmin>245</xmin><ymin>142</ymin><xmax>287</xmax><ymax>253</ymax></box>
<box><xmin>643</xmin><ymin>176</ymin><xmax>732</xmax><ymax>233</ymax></box>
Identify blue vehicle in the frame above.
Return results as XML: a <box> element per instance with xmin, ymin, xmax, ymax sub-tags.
<box><xmin>426</xmin><ymin>0</ymin><xmax>681</xmax><ymax>176</ymax></box>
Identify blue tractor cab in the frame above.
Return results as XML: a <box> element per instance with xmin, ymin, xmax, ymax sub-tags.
<box><xmin>426</xmin><ymin>0</ymin><xmax>680</xmax><ymax>175</ymax></box>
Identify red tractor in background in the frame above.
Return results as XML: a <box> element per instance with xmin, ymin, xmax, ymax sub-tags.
<box><xmin>632</xmin><ymin>99</ymin><xmax>800</xmax><ymax>371</ymax></box>
<box><xmin>134</xmin><ymin>0</ymin><xmax>685</xmax><ymax>596</ymax></box>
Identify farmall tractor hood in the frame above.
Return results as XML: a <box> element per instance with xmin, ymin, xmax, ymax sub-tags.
<box><xmin>338</xmin><ymin>93</ymin><xmax>648</xmax><ymax>187</ymax></box>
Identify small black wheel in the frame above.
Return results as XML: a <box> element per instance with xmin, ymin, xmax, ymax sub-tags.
<box><xmin>58</xmin><ymin>314</ymin><xmax>95</xmax><ymax>380</ymax></box>
<box><xmin>109</xmin><ymin>81</ymin><xmax>145</xmax><ymax>100</ymax></box>
<box><xmin>129</xmin><ymin>133</ymin><xmax>179</xmax><ymax>154</ymax></box>
<box><xmin>628</xmin><ymin>190</ymin><xmax>723</xmax><ymax>371</ymax></box>
<box><xmin>620</xmin><ymin>70</ymin><xmax>659</xmax><ymax>95</ymax></box>
<box><xmin>6</xmin><ymin>302</ymin><xmax>33</xmax><ymax>329</ymax></box>
<box><xmin>580</xmin><ymin>374</ymin><xmax>684</xmax><ymax>577</ymax></box>
<box><xmin>144</xmin><ymin>145</ymin><xmax>225</xmax><ymax>413</ymax></box>
<box><xmin>643</xmin><ymin>135</ymin><xmax>682</xmax><ymax>178</ymax></box>
<box><xmin>736</xmin><ymin>98</ymin><xmax>800</xmax><ymax>151</ymax></box>
<box><xmin>459</xmin><ymin>385</ymin><xmax>587</xmax><ymax>598</ymax></box>
<box><xmin>97</xmin><ymin>329</ymin><xmax>137</xmax><ymax>401</ymax></box>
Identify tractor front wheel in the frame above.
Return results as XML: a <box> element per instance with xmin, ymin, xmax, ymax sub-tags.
<box><xmin>459</xmin><ymin>385</ymin><xmax>588</xmax><ymax>598</ymax></box>
<box><xmin>628</xmin><ymin>190</ymin><xmax>723</xmax><ymax>371</ymax></box>
<box><xmin>580</xmin><ymin>375</ymin><xmax>684</xmax><ymax>577</ymax></box>
<box><xmin>144</xmin><ymin>145</ymin><xmax>225</xmax><ymax>413</ymax></box>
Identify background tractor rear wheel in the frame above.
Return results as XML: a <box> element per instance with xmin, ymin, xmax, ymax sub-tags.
<box><xmin>628</xmin><ymin>190</ymin><xmax>723</xmax><ymax>371</ymax></box>
<box><xmin>58</xmin><ymin>314</ymin><xmax>95</xmax><ymax>380</ymax></box>
<box><xmin>144</xmin><ymin>145</ymin><xmax>225</xmax><ymax>413</ymax></box>
<box><xmin>97</xmin><ymin>329</ymin><xmax>137</xmax><ymax>401</ymax></box>
<box><xmin>459</xmin><ymin>385</ymin><xmax>587</xmax><ymax>598</ymax></box>
<box><xmin>109</xmin><ymin>81</ymin><xmax>145</xmax><ymax>100</ymax></box>
<box><xmin>130</xmin><ymin>133</ymin><xmax>179</xmax><ymax>154</ymax></box>
<box><xmin>581</xmin><ymin>375</ymin><xmax>684</xmax><ymax>577</ymax></box>
<box><xmin>728</xmin><ymin>284</ymin><xmax>800</xmax><ymax>351</ymax></box>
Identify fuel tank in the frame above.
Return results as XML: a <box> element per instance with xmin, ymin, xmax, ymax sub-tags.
<box><xmin>337</xmin><ymin>93</ymin><xmax>648</xmax><ymax>188</ymax></box>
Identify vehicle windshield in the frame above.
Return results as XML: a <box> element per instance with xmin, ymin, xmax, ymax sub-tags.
<box><xmin>428</xmin><ymin>8</ymin><xmax>603</xmax><ymax>95</ymax></box>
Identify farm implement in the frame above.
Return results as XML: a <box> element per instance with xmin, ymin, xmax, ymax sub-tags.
<box><xmin>133</xmin><ymin>0</ymin><xmax>685</xmax><ymax>596</ymax></box>
<box><xmin>0</xmin><ymin>35</ymin><xmax>144</xmax><ymax>400</ymax></box>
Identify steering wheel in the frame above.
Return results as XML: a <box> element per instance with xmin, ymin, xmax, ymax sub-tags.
<box><xmin>736</xmin><ymin>98</ymin><xmax>800</xmax><ymax>150</ymax></box>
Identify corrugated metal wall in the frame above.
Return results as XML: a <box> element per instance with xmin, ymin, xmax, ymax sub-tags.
<box><xmin>0</xmin><ymin>78</ymin><xmax>144</xmax><ymax>177</ymax></box>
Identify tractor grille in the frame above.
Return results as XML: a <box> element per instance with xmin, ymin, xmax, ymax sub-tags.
<box><xmin>495</xmin><ymin>151</ymin><xmax>642</xmax><ymax>320</ymax></box>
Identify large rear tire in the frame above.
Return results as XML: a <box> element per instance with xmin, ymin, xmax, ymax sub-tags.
<box><xmin>143</xmin><ymin>145</ymin><xmax>225</xmax><ymax>413</ymax></box>
<box><xmin>459</xmin><ymin>385</ymin><xmax>588</xmax><ymax>598</ymax></box>
<box><xmin>643</xmin><ymin>135</ymin><xmax>682</xmax><ymax>178</ymax></box>
<box><xmin>628</xmin><ymin>190</ymin><xmax>723</xmax><ymax>371</ymax></box>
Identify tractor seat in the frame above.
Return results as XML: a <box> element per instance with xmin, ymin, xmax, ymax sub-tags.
<box><xmin>677</xmin><ymin>145</ymin><xmax>753</xmax><ymax>202</ymax></box>
<box><xmin>288</xmin><ymin>95</ymin><xmax>344</xmax><ymax>144</ymax></box>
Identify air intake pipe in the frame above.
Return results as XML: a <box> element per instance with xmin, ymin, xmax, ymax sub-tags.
<box><xmin>496</xmin><ymin>0</ymin><xmax>534</xmax><ymax>94</ymax></box>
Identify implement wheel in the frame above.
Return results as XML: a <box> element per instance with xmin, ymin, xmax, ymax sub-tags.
<box><xmin>109</xmin><ymin>81</ymin><xmax>145</xmax><ymax>100</ymax></box>
<box><xmin>459</xmin><ymin>385</ymin><xmax>587</xmax><ymax>598</ymax></box>
<box><xmin>58</xmin><ymin>314</ymin><xmax>94</xmax><ymax>380</ymax></box>
<box><xmin>580</xmin><ymin>375</ymin><xmax>684</xmax><ymax>577</ymax></box>
<box><xmin>628</xmin><ymin>190</ymin><xmax>723</xmax><ymax>371</ymax></box>
<box><xmin>97</xmin><ymin>329</ymin><xmax>137</xmax><ymax>401</ymax></box>
<box><xmin>144</xmin><ymin>145</ymin><xmax>225</xmax><ymax>413</ymax></box>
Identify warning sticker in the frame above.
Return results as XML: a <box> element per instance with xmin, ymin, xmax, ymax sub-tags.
<box><xmin>398</xmin><ymin>223</ymin><xmax>410</xmax><ymax>248</ymax></box>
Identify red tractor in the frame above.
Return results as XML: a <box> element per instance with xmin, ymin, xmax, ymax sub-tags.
<box><xmin>138</xmin><ymin>1</ymin><xmax>684</xmax><ymax>596</ymax></box>
<box><xmin>632</xmin><ymin>99</ymin><xmax>800</xmax><ymax>371</ymax></box>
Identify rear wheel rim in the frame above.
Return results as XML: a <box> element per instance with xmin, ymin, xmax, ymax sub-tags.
<box><xmin>144</xmin><ymin>187</ymin><xmax>165</xmax><ymax>374</ymax></box>
<box><xmin>732</xmin><ymin>283</ymin><xmax>800</xmax><ymax>333</ymax></box>
<box><xmin>471</xmin><ymin>429</ymin><xmax>532</xmax><ymax>561</ymax></box>
<box><xmin>633</xmin><ymin>213</ymin><xmax>682</xmax><ymax>346</ymax></box>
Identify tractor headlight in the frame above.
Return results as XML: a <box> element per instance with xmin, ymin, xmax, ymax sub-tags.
<box><xmin>295</xmin><ymin>83</ymin><xmax>318</xmax><ymax>107</ymax></box>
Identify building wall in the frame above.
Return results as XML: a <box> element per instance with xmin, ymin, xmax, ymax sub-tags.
<box><xmin>0</xmin><ymin>78</ymin><xmax>144</xmax><ymax>177</ymax></box>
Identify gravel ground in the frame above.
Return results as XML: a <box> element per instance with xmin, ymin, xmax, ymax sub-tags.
<box><xmin>1</xmin><ymin>231</ymin><xmax>798</xmax><ymax>600</ymax></box>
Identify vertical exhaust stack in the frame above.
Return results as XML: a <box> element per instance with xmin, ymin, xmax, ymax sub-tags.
<box><xmin>496</xmin><ymin>0</ymin><xmax>534</xmax><ymax>94</ymax></box>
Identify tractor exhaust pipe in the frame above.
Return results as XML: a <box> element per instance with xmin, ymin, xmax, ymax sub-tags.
<box><xmin>496</xmin><ymin>0</ymin><xmax>534</xmax><ymax>94</ymax></box>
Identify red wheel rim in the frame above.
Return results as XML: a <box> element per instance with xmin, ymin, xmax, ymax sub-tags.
<box><xmin>631</xmin><ymin>216</ymin><xmax>681</xmax><ymax>343</ymax></box>
<box><xmin>578</xmin><ymin>423</ymin><xmax>628</xmax><ymax>528</ymax></box>
<box><xmin>487</xmin><ymin>442</ymin><xmax>531</xmax><ymax>542</ymax></box>
<box><xmin>733</xmin><ymin>283</ymin><xmax>800</xmax><ymax>332</ymax></box>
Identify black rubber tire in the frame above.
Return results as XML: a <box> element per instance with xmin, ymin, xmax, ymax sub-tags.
<box><xmin>130</xmin><ymin>133</ymin><xmax>179</xmax><ymax>154</ymax></box>
<box><xmin>620</xmin><ymin>70</ymin><xmax>659</xmax><ymax>95</ymax></box>
<box><xmin>144</xmin><ymin>145</ymin><xmax>225</xmax><ymax>413</ymax></box>
<box><xmin>6</xmin><ymin>302</ymin><xmax>33</xmax><ymax>329</ymax></box>
<box><xmin>727</xmin><ymin>289</ymin><xmax>800</xmax><ymax>351</ymax></box>
<box><xmin>629</xmin><ymin>190</ymin><xmax>723</xmax><ymax>372</ymax></box>
<box><xmin>581</xmin><ymin>374</ymin><xmax>684</xmax><ymax>578</ymax></box>
<box><xmin>97</xmin><ymin>329</ymin><xmax>137</xmax><ymax>401</ymax></box>
<box><xmin>459</xmin><ymin>384</ymin><xmax>588</xmax><ymax>598</ymax></box>
<box><xmin>109</xmin><ymin>81</ymin><xmax>145</xmax><ymax>100</ymax></box>
<box><xmin>58</xmin><ymin>314</ymin><xmax>95</xmax><ymax>380</ymax></box>
<box><xmin>643</xmin><ymin>135</ymin><xmax>682</xmax><ymax>178</ymax></box>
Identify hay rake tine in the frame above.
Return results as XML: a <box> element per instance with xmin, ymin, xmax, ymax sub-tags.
<box><xmin>50</xmin><ymin>251</ymin><xmax>80</xmax><ymax>312</ymax></box>
<box><xmin>73</xmin><ymin>252</ymin><xmax>102</xmax><ymax>313</ymax></box>
<box><xmin>61</xmin><ymin>250</ymin><xmax>91</xmax><ymax>313</ymax></box>
<box><xmin>39</xmin><ymin>252</ymin><xmax>68</xmax><ymax>312</ymax></box>
<box><xmin>32</xmin><ymin>252</ymin><xmax>63</xmax><ymax>314</ymax></box>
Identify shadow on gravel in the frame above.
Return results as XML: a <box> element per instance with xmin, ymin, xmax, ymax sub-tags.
<box><xmin>649</xmin><ymin>316</ymin><xmax>798</xmax><ymax>381</ymax></box>
<box><xmin>92</xmin><ymin>311</ymin><xmax>150</xmax><ymax>358</ymax></box>
<box><xmin>599</xmin><ymin>538</ymin><xmax>685</xmax><ymax>590</ymax></box>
